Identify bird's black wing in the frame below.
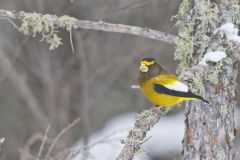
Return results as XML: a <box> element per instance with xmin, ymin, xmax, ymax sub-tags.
<box><xmin>153</xmin><ymin>83</ymin><xmax>209</xmax><ymax>103</ymax></box>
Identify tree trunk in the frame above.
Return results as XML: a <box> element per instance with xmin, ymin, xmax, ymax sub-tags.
<box><xmin>175</xmin><ymin>0</ymin><xmax>239</xmax><ymax>160</ymax></box>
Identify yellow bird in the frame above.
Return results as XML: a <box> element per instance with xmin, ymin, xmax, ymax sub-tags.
<box><xmin>138</xmin><ymin>57</ymin><xmax>209</xmax><ymax>107</ymax></box>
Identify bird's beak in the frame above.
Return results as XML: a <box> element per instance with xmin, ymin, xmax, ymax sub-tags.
<box><xmin>139</xmin><ymin>64</ymin><xmax>148</xmax><ymax>72</ymax></box>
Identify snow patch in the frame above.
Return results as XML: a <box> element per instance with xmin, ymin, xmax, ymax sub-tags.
<box><xmin>214</xmin><ymin>22</ymin><xmax>240</xmax><ymax>43</ymax></box>
<box><xmin>72</xmin><ymin>112</ymin><xmax>185</xmax><ymax>160</ymax></box>
<box><xmin>71</xmin><ymin>108</ymin><xmax>240</xmax><ymax>160</ymax></box>
<box><xmin>199</xmin><ymin>51</ymin><xmax>227</xmax><ymax>66</ymax></box>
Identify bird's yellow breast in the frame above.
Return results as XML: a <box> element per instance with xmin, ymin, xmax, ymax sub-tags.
<box><xmin>139</xmin><ymin>76</ymin><xmax>192</xmax><ymax>107</ymax></box>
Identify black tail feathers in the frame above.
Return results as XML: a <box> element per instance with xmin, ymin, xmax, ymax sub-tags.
<box><xmin>189</xmin><ymin>91</ymin><xmax>209</xmax><ymax>104</ymax></box>
<box><xmin>199</xmin><ymin>97</ymin><xmax>209</xmax><ymax>104</ymax></box>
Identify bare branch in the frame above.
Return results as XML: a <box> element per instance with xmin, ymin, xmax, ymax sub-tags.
<box><xmin>75</xmin><ymin>20</ymin><xmax>177</xmax><ymax>44</ymax></box>
<box><xmin>44</xmin><ymin>118</ymin><xmax>81</xmax><ymax>160</ymax></box>
<box><xmin>116</xmin><ymin>107</ymin><xmax>171</xmax><ymax>160</ymax></box>
<box><xmin>0</xmin><ymin>137</ymin><xmax>5</xmax><ymax>152</ymax></box>
<box><xmin>0</xmin><ymin>50</ymin><xmax>49</xmax><ymax>128</ymax></box>
<box><xmin>36</xmin><ymin>125</ymin><xmax>50</xmax><ymax>160</ymax></box>
<box><xmin>0</xmin><ymin>9</ymin><xmax>177</xmax><ymax>44</ymax></box>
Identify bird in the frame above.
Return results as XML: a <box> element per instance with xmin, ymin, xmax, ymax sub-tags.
<box><xmin>137</xmin><ymin>57</ymin><xmax>209</xmax><ymax>107</ymax></box>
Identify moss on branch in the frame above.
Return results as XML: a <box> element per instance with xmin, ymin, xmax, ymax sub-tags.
<box><xmin>19</xmin><ymin>12</ymin><xmax>77</xmax><ymax>50</ymax></box>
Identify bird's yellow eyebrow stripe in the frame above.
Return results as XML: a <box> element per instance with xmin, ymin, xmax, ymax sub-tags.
<box><xmin>141</xmin><ymin>60</ymin><xmax>155</xmax><ymax>66</ymax></box>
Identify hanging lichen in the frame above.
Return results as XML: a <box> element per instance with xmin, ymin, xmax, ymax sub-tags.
<box><xmin>173</xmin><ymin>0</ymin><xmax>219</xmax><ymax>73</ymax></box>
<box><xmin>19</xmin><ymin>12</ymin><xmax>77</xmax><ymax>50</ymax></box>
<box><xmin>229</xmin><ymin>2</ymin><xmax>240</xmax><ymax>24</ymax></box>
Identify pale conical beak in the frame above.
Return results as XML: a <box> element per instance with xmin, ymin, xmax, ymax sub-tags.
<box><xmin>139</xmin><ymin>64</ymin><xmax>148</xmax><ymax>72</ymax></box>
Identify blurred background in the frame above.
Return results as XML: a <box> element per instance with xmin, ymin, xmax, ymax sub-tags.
<box><xmin>0</xmin><ymin>0</ymin><xmax>239</xmax><ymax>160</ymax></box>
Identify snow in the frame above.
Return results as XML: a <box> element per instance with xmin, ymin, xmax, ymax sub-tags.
<box><xmin>199</xmin><ymin>51</ymin><xmax>227</xmax><ymax>66</ymax></box>
<box><xmin>71</xmin><ymin>112</ymin><xmax>185</xmax><ymax>160</ymax></box>
<box><xmin>214</xmin><ymin>22</ymin><xmax>240</xmax><ymax>43</ymax></box>
<box><xmin>71</xmin><ymin>108</ymin><xmax>240</xmax><ymax>160</ymax></box>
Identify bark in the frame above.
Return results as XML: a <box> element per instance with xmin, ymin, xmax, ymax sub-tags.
<box><xmin>175</xmin><ymin>1</ymin><xmax>240</xmax><ymax>160</ymax></box>
<box><xmin>116</xmin><ymin>107</ymin><xmax>171</xmax><ymax>160</ymax></box>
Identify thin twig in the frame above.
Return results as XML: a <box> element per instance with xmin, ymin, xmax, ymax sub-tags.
<box><xmin>131</xmin><ymin>85</ymin><xmax>140</xmax><ymax>89</ymax></box>
<box><xmin>44</xmin><ymin>118</ymin><xmax>81</xmax><ymax>160</ymax></box>
<box><xmin>0</xmin><ymin>137</ymin><xmax>5</xmax><ymax>152</ymax></box>
<box><xmin>36</xmin><ymin>125</ymin><xmax>50</xmax><ymax>160</ymax></box>
<box><xmin>68</xmin><ymin>128</ymin><xmax>129</xmax><ymax>160</ymax></box>
<box><xmin>0</xmin><ymin>9</ymin><xmax>177</xmax><ymax>44</ymax></box>
<box><xmin>0</xmin><ymin>17</ymin><xmax>20</xmax><ymax>30</ymax></box>
<box><xmin>69</xmin><ymin>28</ymin><xmax>75</xmax><ymax>54</ymax></box>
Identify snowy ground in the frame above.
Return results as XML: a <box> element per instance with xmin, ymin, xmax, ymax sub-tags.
<box><xmin>72</xmin><ymin>108</ymin><xmax>240</xmax><ymax>160</ymax></box>
<box><xmin>72</xmin><ymin>112</ymin><xmax>184</xmax><ymax>160</ymax></box>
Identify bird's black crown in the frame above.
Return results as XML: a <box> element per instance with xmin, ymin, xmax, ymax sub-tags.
<box><xmin>141</xmin><ymin>57</ymin><xmax>155</xmax><ymax>62</ymax></box>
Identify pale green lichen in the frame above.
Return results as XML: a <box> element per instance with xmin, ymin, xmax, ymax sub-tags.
<box><xmin>206</xmin><ymin>70</ymin><xmax>219</xmax><ymax>85</ymax></box>
<box><xmin>19</xmin><ymin>13</ymin><xmax>56</xmax><ymax>37</ymax></box>
<box><xmin>180</xmin><ymin>69</ymin><xmax>205</xmax><ymax>94</ymax></box>
<box><xmin>198</xmin><ymin>1</ymin><xmax>219</xmax><ymax>24</ymax></box>
<box><xmin>136</xmin><ymin>110</ymin><xmax>152</xmax><ymax>121</ymax></box>
<box><xmin>229</xmin><ymin>132</ymin><xmax>235</xmax><ymax>141</ymax></box>
<box><xmin>205</xmin><ymin>61</ymin><xmax>223</xmax><ymax>84</ymax></box>
<box><xmin>19</xmin><ymin>12</ymin><xmax>77</xmax><ymax>50</ymax></box>
<box><xmin>219</xmin><ymin>104</ymin><xmax>228</xmax><ymax>117</ymax></box>
<box><xmin>129</xmin><ymin>128</ymin><xmax>143</xmax><ymax>140</ymax></box>
<box><xmin>229</xmin><ymin>2</ymin><xmax>240</xmax><ymax>24</ymax></box>
<box><xmin>173</xmin><ymin>0</ymin><xmax>194</xmax><ymax>71</ymax></box>
<box><xmin>205</xmin><ymin>57</ymin><xmax>232</xmax><ymax>84</ymax></box>
<box><xmin>225</xmin><ymin>40</ymin><xmax>235</xmax><ymax>52</ymax></box>
<box><xmin>123</xmin><ymin>128</ymin><xmax>144</xmax><ymax>149</ymax></box>
<box><xmin>58</xmin><ymin>15</ymin><xmax>77</xmax><ymax>31</ymax></box>
<box><xmin>174</xmin><ymin>0</ymin><xmax>219</xmax><ymax>73</ymax></box>
<box><xmin>44</xmin><ymin>31</ymin><xmax>62</xmax><ymax>50</ymax></box>
<box><xmin>173</xmin><ymin>0</ymin><xmax>232</xmax><ymax>94</ymax></box>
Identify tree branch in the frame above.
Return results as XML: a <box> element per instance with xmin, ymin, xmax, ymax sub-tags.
<box><xmin>0</xmin><ymin>9</ymin><xmax>177</xmax><ymax>44</ymax></box>
<box><xmin>116</xmin><ymin>107</ymin><xmax>171</xmax><ymax>160</ymax></box>
<box><xmin>0</xmin><ymin>9</ymin><xmax>176</xmax><ymax>160</ymax></box>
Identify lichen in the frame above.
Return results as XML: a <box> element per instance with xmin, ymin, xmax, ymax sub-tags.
<box><xmin>180</xmin><ymin>69</ymin><xmax>205</xmax><ymax>94</ymax></box>
<box><xmin>19</xmin><ymin>12</ymin><xmax>77</xmax><ymax>50</ymax></box>
<box><xmin>122</xmin><ymin>128</ymin><xmax>144</xmax><ymax>149</ymax></box>
<box><xmin>229</xmin><ymin>2</ymin><xmax>240</xmax><ymax>25</ymax></box>
<box><xmin>219</xmin><ymin>104</ymin><xmax>228</xmax><ymax>117</ymax></box>
<box><xmin>173</xmin><ymin>0</ymin><xmax>219</xmax><ymax>73</ymax></box>
<box><xmin>205</xmin><ymin>55</ymin><xmax>232</xmax><ymax>85</ymax></box>
<box><xmin>229</xmin><ymin>132</ymin><xmax>235</xmax><ymax>141</ymax></box>
<box><xmin>58</xmin><ymin>15</ymin><xmax>77</xmax><ymax>31</ymax></box>
<box><xmin>129</xmin><ymin>128</ymin><xmax>143</xmax><ymax>140</ymax></box>
<box><xmin>136</xmin><ymin>110</ymin><xmax>152</xmax><ymax>121</ymax></box>
<box><xmin>173</xmin><ymin>0</ymin><xmax>194</xmax><ymax>71</ymax></box>
<box><xmin>205</xmin><ymin>62</ymin><xmax>223</xmax><ymax>84</ymax></box>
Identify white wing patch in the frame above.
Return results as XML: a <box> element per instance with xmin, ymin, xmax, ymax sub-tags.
<box><xmin>164</xmin><ymin>81</ymin><xmax>189</xmax><ymax>93</ymax></box>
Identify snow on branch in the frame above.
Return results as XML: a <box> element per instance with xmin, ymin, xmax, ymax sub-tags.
<box><xmin>116</xmin><ymin>107</ymin><xmax>171</xmax><ymax>160</ymax></box>
<box><xmin>199</xmin><ymin>51</ymin><xmax>227</xmax><ymax>66</ymax></box>
<box><xmin>214</xmin><ymin>22</ymin><xmax>240</xmax><ymax>44</ymax></box>
<box><xmin>0</xmin><ymin>9</ymin><xmax>177</xmax><ymax>50</ymax></box>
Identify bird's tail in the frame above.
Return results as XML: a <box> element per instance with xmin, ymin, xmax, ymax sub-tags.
<box><xmin>198</xmin><ymin>96</ymin><xmax>209</xmax><ymax>104</ymax></box>
<box><xmin>188</xmin><ymin>91</ymin><xmax>209</xmax><ymax>104</ymax></box>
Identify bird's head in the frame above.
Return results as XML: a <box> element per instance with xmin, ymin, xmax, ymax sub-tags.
<box><xmin>139</xmin><ymin>57</ymin><xmax>158</xmax><ymax>73</ymax></box>
<box><xmin>138</xmin><ymin>57</ymin><xmax>161</xmax><ymax>83</ymax></box>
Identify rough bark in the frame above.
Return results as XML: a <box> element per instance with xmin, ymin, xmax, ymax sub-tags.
<box><xmin>116</xmin><ymin>107</ymin><xmax>171</xmax><ymax>160</ymax></box>
<box><xmin>175</xmin><ymin>1</ymin><xmax>240</xmax><ymax>160</ymax></box>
